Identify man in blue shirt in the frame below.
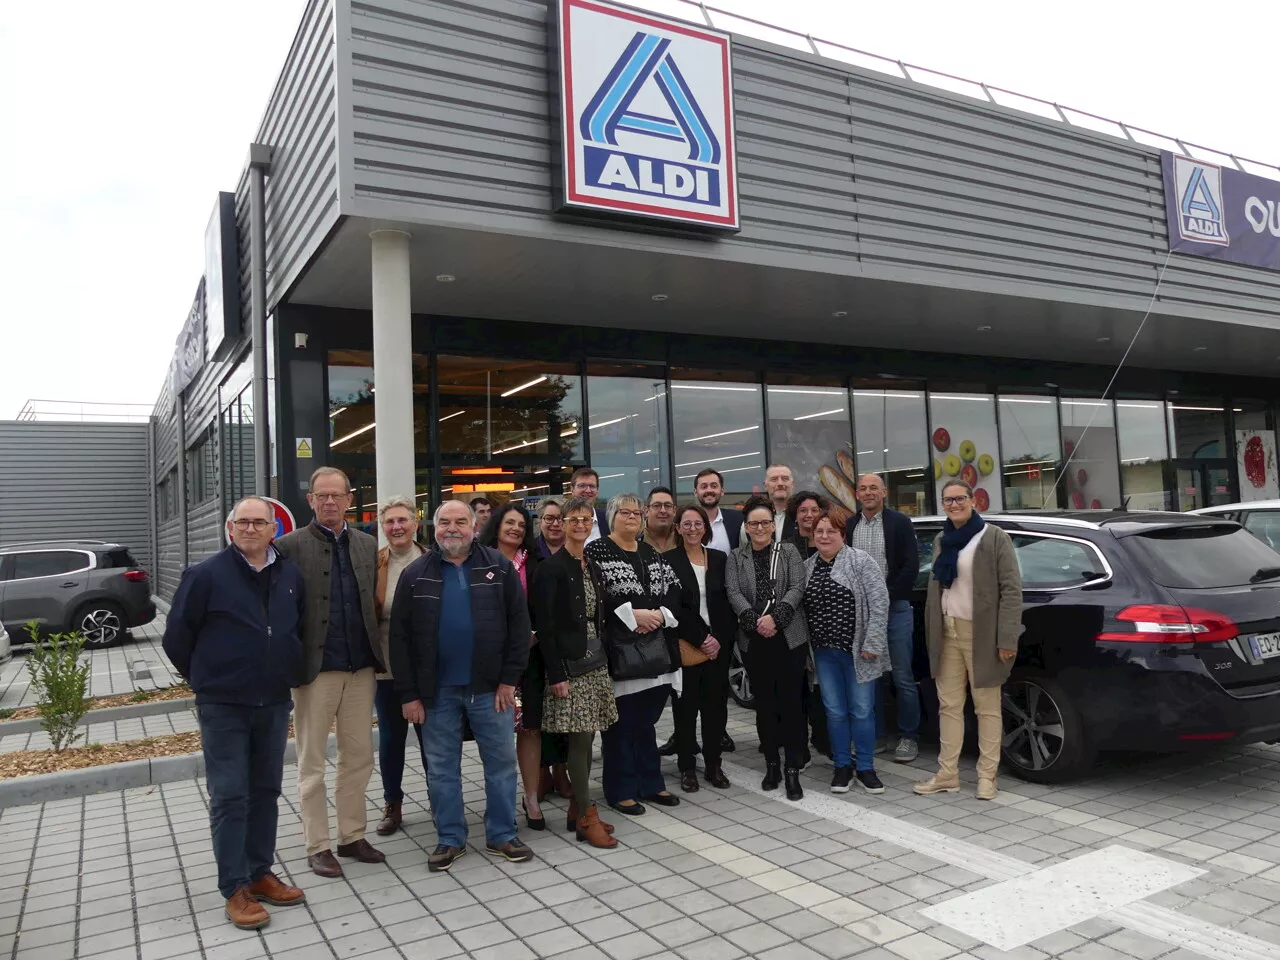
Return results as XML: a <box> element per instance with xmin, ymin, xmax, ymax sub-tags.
<box><xmin>390</xmin><ymin>499</ymin><xmax>534</xmax><ymax>872</ymax></box>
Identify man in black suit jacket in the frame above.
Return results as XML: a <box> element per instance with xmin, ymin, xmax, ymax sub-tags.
<box><xmin>845</xmin><ymin>473</ymin><xmax>922</xmax><ymax>763</ymax></box>
<box><xmin>695</xmin><ymin>469</ymin><xmax>743</xmax><ymax>551</ymax></box>
<box><xmin>764</xmin><ymin>464</ymin><xmax>797</xmax><ymax>543</ymax></box>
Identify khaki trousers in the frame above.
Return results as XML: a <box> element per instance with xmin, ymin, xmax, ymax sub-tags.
<box><xmin>935</xmin><ymin>617</ymin><xmax>1002</xmax><ymax>782</ymax></box>
<box><xmin>293</xmin><ymin>667</ymin><xmax>376</xmax><ymax>855</ymax></box>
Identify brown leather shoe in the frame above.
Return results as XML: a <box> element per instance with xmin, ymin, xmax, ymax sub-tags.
<box><xmin>336</xmin><ymin>838</ymin><xmax>386</xmax><ymax>864</ymax></box>
<box><xmin>679</xmin><ymin>770</ymin><xmax>700</xmax><ymax>793</ymax></box>
<box><xmin>575</xmin><ymin>804</ymin><xmax>618</xmax><ymax>849</ymax></box>
<box><xmin>566</xmin><ymin>799</ymin><xmax>615</xmax><ymax>834</ymax></box>
<box><xmin>376</xmin><ymin>802</ymin><xmax>402</xmax><ymax>836</ymax></box>
<box><xmin>225</xmin><ymin>888</ymin><xmax>270</xmax><ymax>930</ymax></box>
<box><xmin>704</xmin><ymin>762</ymin><xmax>731</xmax><ymax>789</ymax></box>
<box><xmin>308</xmin><ymin>850</ymin><xmax>343</xmax><ymax>878</ymax></box>
<box><xmin>552</xmin><ymin>763</ymin><xmax>574</xmax><ymax>799</ymax></box>
<box><xmin>248</xmin><ymin>872</ymin><xmax>306</xmax><ymax>906</ymax></box>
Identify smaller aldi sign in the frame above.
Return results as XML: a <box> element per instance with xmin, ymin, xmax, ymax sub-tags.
<box><xmin>556</xmin><ymin>0</ymin><xmax>738</xmax><ymax>230</ymax></box>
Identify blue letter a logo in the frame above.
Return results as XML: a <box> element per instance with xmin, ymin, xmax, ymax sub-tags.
<box><xmin>579</xmin><ymin>31</ymin><xmax>721</xmax><ymax>165</ymax></box>
<box><xmin>1180</xmin><ymin>166</ymin><xmax>1221</xmax><ymax>221</ymax></box>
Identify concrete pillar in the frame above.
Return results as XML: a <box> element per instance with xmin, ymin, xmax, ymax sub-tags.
<box><xmin>370</xmin><ymin>230</ymin><xmax>416</xmax><ymax>524</ymax></box>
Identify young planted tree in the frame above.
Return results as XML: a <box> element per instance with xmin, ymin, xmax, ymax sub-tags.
<box><xmin>24</xmin><ymin>622</ymin><xmax>92</xmax><ymax>753</ymax></box>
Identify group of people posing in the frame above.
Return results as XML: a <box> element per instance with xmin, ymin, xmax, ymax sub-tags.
<box><xmin>163</xmin><ymin>462</ymin><xmax>1022</xmax><ymax>931</ymax></box>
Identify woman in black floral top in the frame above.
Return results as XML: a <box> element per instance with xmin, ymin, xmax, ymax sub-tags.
<box><xmin>585</xmin><ymin>493</ymin><xmax>682</xmax><ymax>816</ymax></box>
<box><xmin>725</xmin><ymin>496</ymin><xmax>811</xmax><ymax>800</ymax></box>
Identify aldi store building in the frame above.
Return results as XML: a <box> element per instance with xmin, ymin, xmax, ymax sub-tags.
<box><xmin>148</xmin><ymin>0</ymin><xmax>1280</xmax><ymax>599</ymax></box>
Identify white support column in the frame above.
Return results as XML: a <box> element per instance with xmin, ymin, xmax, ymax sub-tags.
<box><xmin>370</xmin><ymin>230</ymin><xmax>415</xmax><ymax>524</ymax></box>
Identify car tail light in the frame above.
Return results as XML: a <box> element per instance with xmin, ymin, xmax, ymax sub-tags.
<box><xmin>124</xmin><ymin>570</ymin><xmax>149</xmax><ymax>582</ymax></box>
<box><xmin>1097</xmin><ymin>604</ymin><xmax>1237</xmax><ymax>642</ymax></box>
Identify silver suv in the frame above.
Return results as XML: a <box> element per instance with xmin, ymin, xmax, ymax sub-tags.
<box><xmin>0</xmin><ymin>541</ymin><xmax>156</xmax><ymax>648</ymax></box>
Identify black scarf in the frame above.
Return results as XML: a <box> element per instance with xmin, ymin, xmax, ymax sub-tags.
<box><xmin>932</xmin><ymin>511</ymin><xmax>985</xmax><ymax>589</ymax></box>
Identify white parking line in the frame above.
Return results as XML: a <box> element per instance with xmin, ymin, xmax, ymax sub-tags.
<box><xmin>714</xmin><ymin>759</ymin><xmax>1280</xmax><ymax>960</ymax></box>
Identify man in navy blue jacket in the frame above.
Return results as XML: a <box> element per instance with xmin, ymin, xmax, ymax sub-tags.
<box><xmin>164</xmin><ymin>497</ymin><xmax>308</xmax><ymax>931</ymax></box>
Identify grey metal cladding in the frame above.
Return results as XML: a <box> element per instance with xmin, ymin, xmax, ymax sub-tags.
<box><xmin>0</xmin><ymin>422</ymin><xmax>154</xmax><ymax>573</ymax></box>
<box><xmin>156</xmin><ymin>519</ymin><xmax>184</xmax><ymax>601</ymax></box>
<box><xmin>338</xmin><ymin>0</ymin><xmax>1280</xmax><ymax>323</ymax></box>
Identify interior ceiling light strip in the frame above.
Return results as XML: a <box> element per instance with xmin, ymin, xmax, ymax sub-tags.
<box><xmin>674</xmin><ymin>451</ymin><xmax>761</xmax><ymax>468</ymax></box>
<box><xmin>500</xmin><ymin>375</ymin><xmax>547</xmax><ymax>397</ymax></box>
<box><xmin>331</xmin><ymin>422</ymin><xmax>375</xmax><ymax>447</ymax></box>
<box><xmin>683</xmin><ymin>425</ymin><xmax>758</xmax><ymax>443</ymax></box>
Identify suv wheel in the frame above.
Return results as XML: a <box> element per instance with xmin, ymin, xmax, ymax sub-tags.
<box><xmin>75</xmin><ymin>603</ymin><xmax>126</xmax><ymax>648</ymax></box>
<box><xmin>729</xmin><ymin>643</ymin><xmax>753</xmax><ymax>708</ymax></box>
<box><xmin>1001</xmin><ymin>673</ymin><xmax>1093</xmax><ymax>783</ymax></box>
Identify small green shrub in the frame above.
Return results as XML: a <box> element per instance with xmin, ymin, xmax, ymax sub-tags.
<box><xmin>0</xmin><ymin>709</ymin><xmax>14</xmax><ymax>720</ymax></box>
<box><xmin>129</xmin><ymin>690</ymin><xmax>151</xmax><ymax>703</ymax></box>
<box><xmin>24</xmin><ymin>622</ymin><xmax>91</xmax><ymax>753</ymax></box>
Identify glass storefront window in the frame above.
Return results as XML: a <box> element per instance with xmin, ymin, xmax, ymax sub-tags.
<box><xmin>928</xmin><ymin>390</ymin><xmax>1003</xmax><ymax>513</ymax></box>
<box><xmin>328</xmin><ymin>350</ymin><xmax>377</xmax><ymax>456</ymax></box>
<box><xmin>766</xmin><ymin>375</ymin><xmax>852</xmax><ymax>507</ymax></box>
<box><xmin>851</xmin><ymin>382</ymin><xmax>929</xmax><ymax>516</ymax></box>
<box><xmin>437</xmin><ymin>356</ymin><xmax>581</xmax><ymax>462</ymax></box>
<box><xmin>1234</xmin><ymin>400</ymin><xmax>1279</xmax><ymax>501</ymax></box>
<box><xmin>1059</xmin><ymin>397</ymin><xmax>1122</xmax><ymax>510</ymax></box>
<box><xmin>586</xmin><ymin>364</ymin><xmax>669</xmax><ymax>501</ymax></box>
<box><xmin>1168</xmin><ymin>400</ymin><xmax>1229</xmax><ymax>460</ymax></box>
<box><xmin>997</xmin><ymin>394</ymin><xmax>1060</xmax><ymax>511</ymax></box>
<box><xmin>670</xmin><ymin>369</ymin><xmax>764</xmax><ymax>504</ymax></box>
<box><xmin>1116</xmin><ymin>400</ymin><xmax>1172</xmax><ymax>511</ymax></box>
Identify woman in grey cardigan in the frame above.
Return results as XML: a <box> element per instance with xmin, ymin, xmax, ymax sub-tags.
<box><xmin>916</xmin><ymin>479</ymin><xmax>1022</xmax><ymax>801</ymax></box>
<box><xmin>725</xmin><ymin>495</ymin><xmax>810</xmax><ymax>800</ymax></box>
<box><xmin>803</xmin><ymin>512</ymin><xmax>890</xmax><ymax>796</ymax></box>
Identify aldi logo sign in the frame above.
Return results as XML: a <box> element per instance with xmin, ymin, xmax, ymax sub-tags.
<box><xmin>1171</xmin><ymin>154</ymin><xmax>1228</xmax><ymax>246</ymax></box>
<box><xmin>556</xmin><ymin>0</ymin><xmax>739</xmax><ymax>230</ymax></box>
<box><xmin>1161</xmin><ymin>152</ymin><xmax>1280</xmax><ymax>271</ymax></box>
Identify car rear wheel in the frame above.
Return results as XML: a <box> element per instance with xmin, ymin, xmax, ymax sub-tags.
<box><xmin>729</xmin><ymin>643</ymin><xmax>754</xmax><ymax>708</ymax></box>
<box><xmin>75</xmin><ymin>602</ymin><xmax>126</xmax><ymax>648</ymax></box>
<box><xmin>1001</xmin><ymin>673</ymin><xmax>1094</xmax><ymax>783</ymax></box>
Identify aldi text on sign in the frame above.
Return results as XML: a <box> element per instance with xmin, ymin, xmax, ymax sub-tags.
<box><xmin>1162</xmin><ymin>152</ymin><xmax>1280</xmax><ymax>271</ymax></box>
<box><xmin>557</xmin><ymin>0</ymin><xmax>738</xmax><ymax>230</ymax></box>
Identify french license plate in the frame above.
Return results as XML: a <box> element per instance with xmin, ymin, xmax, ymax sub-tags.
<box><xmin>1248</xmin><ymin>632</ymin><xmax>1280</xmax><ymax>660</ymax></box>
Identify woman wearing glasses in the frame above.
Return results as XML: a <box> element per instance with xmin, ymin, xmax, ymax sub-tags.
<box><xmin>915</xmin><ymin>479</ymin><xmax>1022</xmax><ymax>801</ymax></box>
<box><xmin>666</xmin><ymin>503</ymin><xmax>736</xmax><ymax>792</ymax></box>
<box><xmin>725</xmin><ymin>495</ymin><xmax>811</xmax><ymax>800</ymax></box>
<box><xmin>586</xmin><ymin>493</ymin><xmax>682</xmax><ymax>816</ymax></box>
<box><xmin>534</xmin><ymin>497</ymin><xmax>566</xmax><ymax>559</ymax></box>
<box><xmin>532</xmin><ymin>498</ymin><xmax>618</xmax><ymax>847</ymax></box>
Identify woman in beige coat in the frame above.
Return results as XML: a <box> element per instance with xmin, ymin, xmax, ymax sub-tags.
<box><xmin>915</xmin><ymin>479</ymin><xmax>1022</xmax><ymax>800</ymax></box>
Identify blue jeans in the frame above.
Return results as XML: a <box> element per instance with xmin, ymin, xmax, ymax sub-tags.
<box><xmin>423</xmin><ymin>686</ymin><xmax>518</xmax><ymax>848</ymax></box>
<box><xmin>876</xmin><ymin>600</ymin><xmax>921</xmax><ymax>740</ymax></box>
<box><xmin>813</xmin><ymin>649</ymin><xmax>877</xmax><ymax>772</ymax></box>
<box><xmin>601</xmin><ymin>685</ymin><xmax>669</xmax><ymax>805</ymax></box>
<box><xmin>198</xmin><ymin>701</ymin><xmax>291</xmax><ymax>898</ymax></box>
<box><xmin>374</xmin><ymin>679</ymin><xmax>426</xmax><ymax>804</ymax></box>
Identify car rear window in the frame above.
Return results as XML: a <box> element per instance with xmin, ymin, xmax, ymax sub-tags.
<box><xmin>104</xmin><ymin>548</ymin><xmax>137</xmax><ymax>569</ymax></box>
<box><xmin>1121</xmin><ymin>524</ymin><xmax>1280</xmax><ymax>589</ymax></box>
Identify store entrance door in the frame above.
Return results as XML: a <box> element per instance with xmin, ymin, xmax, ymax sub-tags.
<box><xmin>1174</xmin><ymin>459</ymin><xmax>1234</xmax><ymax>511</ymax></box>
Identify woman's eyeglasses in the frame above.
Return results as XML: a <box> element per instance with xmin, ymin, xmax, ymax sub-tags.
<box><xmin>941</xmin><ymin>495</ymin><xmax>971</xmax><ymax>506</ymax></box>
<box><xmin>541</xmin><ymin>516</ymin><xmax>564</xmax><ymax>525</ymax></box>
<box><xmin>745</xmin><ymin>519</ymin><xmax>774</xmax><ymax>530</ymax></box>
<box><xmin>564</xmin><ymin>517</ymin><xmax>594</xmax><ymax>526</ymax></box>
<box><xmin>678</xmin><ymin>521</ymin><xmax>705</xmax><ymax>530</ymax></box>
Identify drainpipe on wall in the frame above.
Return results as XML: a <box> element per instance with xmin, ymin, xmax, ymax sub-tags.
<box><xmin>248</xmin><ymin>142</ymin><xmax>273</xmax><ymax>497</ymax></box>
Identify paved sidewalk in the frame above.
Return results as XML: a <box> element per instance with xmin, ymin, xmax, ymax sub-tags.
<box><xmin>3</xmin><ymin>707</ymin><xmax>1280</xmax><ymax>960</ymax></box>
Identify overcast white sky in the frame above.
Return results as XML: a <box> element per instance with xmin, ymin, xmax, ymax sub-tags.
<box><xmin>2</xmin><ymin>0</ymin><xmax>1277</xmax><ymax>419</ymax></box>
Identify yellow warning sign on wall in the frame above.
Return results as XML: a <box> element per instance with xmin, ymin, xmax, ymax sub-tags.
<box><xmin>296</xmin><ymin>438</ymin><xmax>313</xmax><ymax>458</ymax></box>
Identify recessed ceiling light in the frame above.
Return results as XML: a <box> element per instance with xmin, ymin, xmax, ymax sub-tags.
<box><xmin>832</xmin><ymin>310</ymin><xmax>848</xmax><ymax>318</ymax></box>
<box><xmin>435</xmin><ymin>274</ymin><xmax>455</xmax><ymax>282</ymax></box>
<box><xmin>651</xmin><ymin>294</ymin><xmax>668</xmax><ymax>302</ymax></box>
<box><xmin>1044</xmin><ymin>382</ymin><xmax>1059</xmax><ymax>389</ymax></box>
<box><xmin>1096</xmin><ymin>336</ymin><xmax>1111</xmax><ymax>343</ymax></box>
<box><xmin>977</xmin><ymin>325</ymin><xmax>992</xmax><ymax>332</ymax></box>
<box><xmin>1193</xmin><ymin>346</ymin><xmax>1207</xmax><ymax>351</ymax></box>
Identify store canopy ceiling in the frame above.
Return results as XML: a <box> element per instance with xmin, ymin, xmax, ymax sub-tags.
<box><xmin>289</xmin><ymin>217</ymin><xmax>1280</xmax><ymax>379</ymax></box>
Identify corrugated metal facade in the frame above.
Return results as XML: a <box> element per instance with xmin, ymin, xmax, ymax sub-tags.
<box><xmin>0</xmin><ymin>423</ymin><xmax>154</xmax><ymax>572</ymax></box>
<box><xmin>338</xmin><ymin>0</ymin><xmax>1280</xmax><ymax>325</ymax></box>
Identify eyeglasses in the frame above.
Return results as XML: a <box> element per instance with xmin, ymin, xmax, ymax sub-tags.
<box><xmin>745</xmin><ymin>519</ymin><xmax>774</xmax><ymax>530</ymax></box>
<box><xmin>614</xmin><ymin>509</ymin><xmax>643</xmax><ymax>520</ymax></box>
<box><xmin>311</xmin><ymin>492</ymin><xmax>348</xmax><ymax>503</ymax></box>
<box><xmin>541</xmin><ymin>516</ymin><xmax>564</xmax><ymax>525</ymax></box>
<box><xmin>564</xmin><ymin>516</ymin><xmax>594</xmax><ymax>526</ymax></box>
<box><xmin>941</xmin><ymin>496</ymin><xmax>971</xmax><ymax>506</ymax></box>
<box><xmin>678</xmin><ymin>521</ymin><xmax>705</xmax><ymax>531</ymax></box>
<box><xmin>649</xmin><ymin>502</ymin><xmax>675</xmax><ymax>511</ymax></box>
<box><xmin>232</xmin><ymin>519</ymin><xmax>271</xmax><ymax>531</ymax></box>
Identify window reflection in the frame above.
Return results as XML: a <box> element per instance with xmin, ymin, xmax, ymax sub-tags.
<box><xmin>327</xmin><ymin>350</ymin><xmax>429</xmax><ymax>457</ymax></box>
<box><xmin>1116</xmin><ymin>400</ymin><xmax>1171</xmax><ymax>511</ymax></box>
<box><xmin>670</xmin><ymin>369</ymin><xmax>763</xmax><ymax>503</ymax></box>
<box><xmin>766</xmin><ymin>375</ymin><xmax>851</xmax><ymax>509</ymax></box>
<box><xmin>1168</xmin><ymin>400</ymin><xmax>1229</xmax><ymax>460</ymax></box>
<box><xmin>1059</xmin><ymin>398</ymin><xmax>1121</xmax><ymax>510</ymax></box>
<box><xmin>851</xmin><ymin>383</ymin><xmax>929</xmax><ymax>516</ymax></box>
<box><xmin>997</xmin><ymin>394</ymin><xmax>1060</xmax><ymax>511</ymax></box>
<box><xmin>928</xmin><ymin>391</ymin><xmax>1003</xmax><ymax>513</ymax></box>
<box><xmin>436</xmin><ymin>356</ymin><xmax>581</xmax><ymax>461</ymax></box>
<box><xmin>586</xmin><ymin>364</ymin><xmax>669</xmax><ymax>500</ymax></box>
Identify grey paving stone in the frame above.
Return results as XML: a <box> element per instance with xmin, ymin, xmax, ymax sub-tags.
<box><xmin>677</xmin><ymin>937</ymin><xmax>747</xmax><ymax>960</ymax></box>
<box><xmin>803</xmin><ymin>928</ymin><xmax>877</xmax><ymax>960</ymax></box>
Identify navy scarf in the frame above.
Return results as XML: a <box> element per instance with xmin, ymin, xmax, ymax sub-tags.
<box><xmin>932</xmin><ymin>511</ymin><xmax>985</xmax><ymax>589</ymax></box>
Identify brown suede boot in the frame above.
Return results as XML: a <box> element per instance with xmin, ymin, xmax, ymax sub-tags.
<box><xmin>376</xmin><ymin>802</ymin><xmax>402</xmax><ymax>836</ymax></box>
<box><xmin>566</xmin><ymin>799</ymin><xmax>615</xmax><ymax>834</ymax></box>
<box><xmin>225</xmin><ymin>888</ymin><xmax>270</xmax><ymax>930</ymax></box>
<box><xmin>575</xmin><ymin>804</ymin><xmax>618</xmax><ymax>849</ymax></box>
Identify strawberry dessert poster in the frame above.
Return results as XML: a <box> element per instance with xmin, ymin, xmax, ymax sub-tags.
<box><xmin>1236</xmin><ymin>430</ymin><xmax>1279</xmax><ymax>501</ymax></box>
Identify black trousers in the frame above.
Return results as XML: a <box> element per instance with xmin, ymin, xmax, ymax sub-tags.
<box><xmin>674</xmin><ymin>653</ymin><xmax>731</xmax><ymax>772</ymax></box>
<box><xmin>745</xmin><ymin>636</ymin><xmax>809</xmax><ymax>768</ymax></box>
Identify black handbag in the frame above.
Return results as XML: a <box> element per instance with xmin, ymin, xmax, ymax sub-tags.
<box><xmin>592</xmin><ymin>550</ymin><xmax>674</xmax><ymax>681</ymax></box>
<box><xmin>563</xmin><ymin>558</ymin><xmax>607</xmax><ymax>678</ymax></box>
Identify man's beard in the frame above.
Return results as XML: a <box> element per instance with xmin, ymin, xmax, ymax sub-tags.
<box><xmin>699</xmin><ymin>494</ymin><xmax>721</xmax><ymax>508</ymax></box>
<box><xmin>438</xmin><ymin>535</ymin><xmax>470</xmax><ymax>558</ymax></box>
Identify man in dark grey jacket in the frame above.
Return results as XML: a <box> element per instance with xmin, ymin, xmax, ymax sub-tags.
<box><xmin>275</xmin><ymin>467</ymin><xmax>385</xmax><ymax>878</ymax></box>
<box><xmin>389</xmin><ymin>499</ymin><xmax>533</xmax><ymax>872</ymax></box>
